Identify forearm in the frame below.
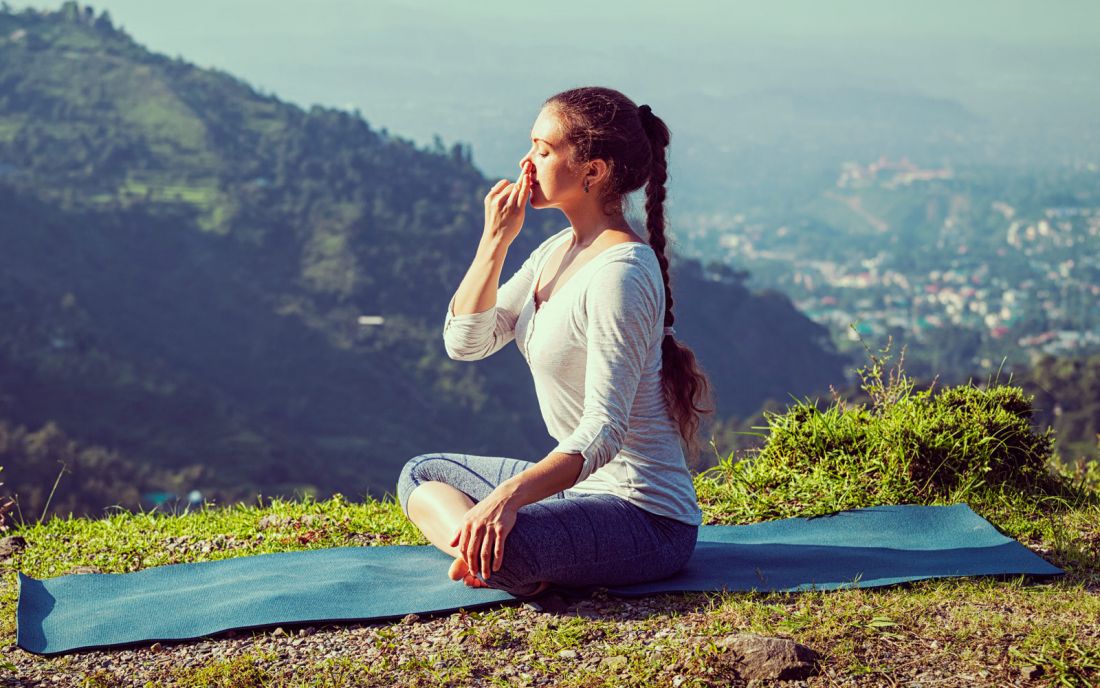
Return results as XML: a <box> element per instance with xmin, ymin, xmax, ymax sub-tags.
<box><xmin>451</xmin><ymin>233</ymin><xmax>510</xmax><ymax>316</ymax></box>
<box><xmin>498</xmin><ymin>451</ymin><xmax>584</xmax><ymax>508</ymax></box>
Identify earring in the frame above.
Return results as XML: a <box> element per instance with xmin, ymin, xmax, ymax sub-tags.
<box><xmin>584</xmin><ymin>179</ymin><xmax>590</xmax><ymax>193</ymax></box>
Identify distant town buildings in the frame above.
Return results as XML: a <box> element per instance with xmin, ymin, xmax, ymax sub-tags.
<box><xmin>676</xmin><ymin>164</ymin><xmax>1100</xmax><ymax>370</ymax></box>
<box><xmin>836</xmin><ymin>155</ymin><xmax>953</xmax><ymax>189</ymax></box>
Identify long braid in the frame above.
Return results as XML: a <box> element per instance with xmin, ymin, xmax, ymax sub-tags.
<box><xmin>639</xmin><ymin>107</ymin><xmax>714</xmax><ymax>465</ymax></box>
<box><xmin>639</xmin><ymin>110</ymin><xmax>673</xmax><ymax>330</ymax></box>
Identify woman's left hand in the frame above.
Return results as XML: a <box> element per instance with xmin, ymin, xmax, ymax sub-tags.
<box><xmin>449</xmin><ymin>486</ymin><xmax>518</xmax><ymax>582</ymax></box>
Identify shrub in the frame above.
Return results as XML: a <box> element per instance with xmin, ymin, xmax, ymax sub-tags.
<box><xmin>697</xmin><ymin>337</ymin><xmax>1079</xmax><ymax>523</ymax></box>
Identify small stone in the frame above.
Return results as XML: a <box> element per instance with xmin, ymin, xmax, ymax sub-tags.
<box><xmin>149</xmin><ymin>642</ymin><xmax>163</xmax><ymax>653</ymax></box>
<box><xmin>1020</xmin><ymin>665</ymin><xmax>1042</xmax><ymax>680</ymax></box>
<box><xmin>558</xmin><ymin>649</ymin><xmax>578</xmax><ymax>659</ymax></box>
<box><xmin>672</xmin><ymin>676</ymin><xmax>685</xmax><ymax>687</ymax></box>
<box><xmin>402</xmin><ymin>613</ymin><xmax>420</xmax><ymax>625</ymax></box>
<box><xmin>272</xmin><ymin>627</ymin><xmax>287</xmax><ymax>637</ymax></box>
<box><xmin>0</xmin><ymin>536</ymin><xmax>27</xmax><ymax>558</ymax></box>
<box><xmin>522</xmin><ymin>601</ymin><xmax>543</xmax><ymax>612</ymax></box>
<box><xmin>599</xmin><ymin>655</ymin><xmax>628</xmax><ymax>671</ymax></box>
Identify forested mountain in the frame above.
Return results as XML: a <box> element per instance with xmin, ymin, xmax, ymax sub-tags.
<box><xmin>0</xmin><ymin>4</ymin><xmax>849</xmax><ymax>517</ymax></box>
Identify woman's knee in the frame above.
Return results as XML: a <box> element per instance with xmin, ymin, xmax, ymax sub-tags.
<box><xmin>396</xmin><ymin>453</ymin><xmax>447</xmax><ymax>516</ymax></box>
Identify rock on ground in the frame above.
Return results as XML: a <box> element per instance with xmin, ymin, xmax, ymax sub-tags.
<box><xmin>716</xmin><ymin>632</ymin><xmax>821</xmax><ymax>681</ymax></box>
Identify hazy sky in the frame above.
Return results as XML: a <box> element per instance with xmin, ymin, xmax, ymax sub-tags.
<box><xmin>14</xmin><ymin>1</ymin><xmax>1100</xmax><ymax>178</ymax></box>
<box><xmin>22</xmin><ymin>1</ymin><xmax>1100</xmax><ymax>46</ymax></box>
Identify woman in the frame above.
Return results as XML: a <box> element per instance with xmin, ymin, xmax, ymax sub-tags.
<box><xmin>397</xmin><ymin>86</ymin><xmax>713</xmax><ymax>598</ymax></box>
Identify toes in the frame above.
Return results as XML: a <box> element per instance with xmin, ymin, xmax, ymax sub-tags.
<box><xmin>451</xmin><ymin>556</ymin><xmax>492</xmax><ymax>588</ymax></box>
<box><xmin>451</xmin><ymin>558</ymin><xmax>485</xmax><ymax>587</ymax></box>
<box><xmin>448</xmin><ymin>557</ymin><xmax>468</xmax><ymax>581</ymax></box>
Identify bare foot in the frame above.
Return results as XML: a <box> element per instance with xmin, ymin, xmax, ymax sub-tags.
<box><xmin>448</xmin><ymin>556</ymin><xmax>488</xmax><ymax>588</ymax></box>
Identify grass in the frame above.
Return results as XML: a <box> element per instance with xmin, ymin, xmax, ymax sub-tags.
<box><xmin>2</xmin><ymin>336</ymin><xmax>1098</xmax><ymax>686</ymax></box>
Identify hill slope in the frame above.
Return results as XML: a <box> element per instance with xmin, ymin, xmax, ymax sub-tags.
<box><xmin>0</xmin><ymin>3</ymin><xmax>848</xmax><ymax>512</ymax></box>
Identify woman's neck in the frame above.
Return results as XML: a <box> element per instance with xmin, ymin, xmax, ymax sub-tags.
<box><xmin>562</xmin><ymin>214</ymin><xmax>638</xmax><ymax>249</ymax></box>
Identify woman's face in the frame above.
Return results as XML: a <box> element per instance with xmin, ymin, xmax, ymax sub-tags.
<box><xmin>519</xmin><ymin>107</ymin><xmax>583</xmax><ymax>209</ymax></box>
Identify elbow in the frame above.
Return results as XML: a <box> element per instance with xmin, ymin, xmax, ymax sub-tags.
<box><xmin>442</xmin><ymin>338</ymin><xmax>462</xmax><ymax>360</ymax></box>
<box><xmin>444</xmin><ymin>343</ymin><xmax>485</xmax><ymax>362</ymax></box>
<box><xmin>442</xmin><ymin>313</ymin><xmax>500</xmax><ymax>361</ymax></box>
<box><xmin>574</xmin><ymin>421</ymin><xmax>628</xmax><ymax>482</ymax></box>
<box><xmin>442</xmin><ymin>328</ymin><xmax>491</xmax><ymax>361</ymax></box>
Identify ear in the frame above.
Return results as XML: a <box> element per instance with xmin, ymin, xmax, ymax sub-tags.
<box><xmin>586</xmin><ymin>158</ymin><xmax>612</xmax><ymax>189</ymax></box>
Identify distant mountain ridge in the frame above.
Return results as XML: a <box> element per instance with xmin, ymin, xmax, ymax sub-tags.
<box><xmin>0</xmin><ymin>3</ymin><xmax>848</xmax><ymax>507</ymax></box>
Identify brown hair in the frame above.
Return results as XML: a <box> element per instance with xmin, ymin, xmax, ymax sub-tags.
<box><xmin>543</xmin><ymin>86</ymin><xmax>715</xmax><ymax>464</ymax></box>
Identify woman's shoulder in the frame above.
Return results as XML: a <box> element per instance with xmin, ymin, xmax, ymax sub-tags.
<box><xmin>592</xmin><ymin>243</ymin><xmax>661</xmax><ymax>281</ymax></box>
<box><xmin>586</xmin><ymin>250</ymin><xmax>663</xmax><ymax>307</ymax></box>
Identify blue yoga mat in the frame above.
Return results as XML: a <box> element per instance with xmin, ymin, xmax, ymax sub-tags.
<box><xmin>16</xmin><ymin>503</ymin><xmax>1062</xmax><ymax>655</ymax></box>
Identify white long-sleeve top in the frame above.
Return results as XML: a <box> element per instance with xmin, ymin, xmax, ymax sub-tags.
<box><xmin>443</xmin><ymin>227</ymin><xmax>704</xmax><ymax>526</ymax></box>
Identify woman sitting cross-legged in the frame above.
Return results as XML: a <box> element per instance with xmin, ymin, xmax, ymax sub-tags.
<box><xmin>397</xmin><ymin>85</ymin><xmax>714</xmax><ymax>598</ymax></box>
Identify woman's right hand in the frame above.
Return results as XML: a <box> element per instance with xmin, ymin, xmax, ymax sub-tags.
<box><xmin>483</xmin><ymin>162</ymin><xmax>532</xmax><ymax>246</ymax></box>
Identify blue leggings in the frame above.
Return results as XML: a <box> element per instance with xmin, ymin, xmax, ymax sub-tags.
<box><xmin>396</xmin><ymin>452</ymin><xmax>698</xmax><ymax>597</ymax></box>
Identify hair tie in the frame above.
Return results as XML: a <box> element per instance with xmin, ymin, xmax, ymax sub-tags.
<box><xmin>638</xmin><ymin>103</ymin><xmax>652</xmax><ymax>117</ymax></box>
<box><xmin>664</xmin><ymin>325</ymin><xmax>676</xmax><ymax>337</ymax></box>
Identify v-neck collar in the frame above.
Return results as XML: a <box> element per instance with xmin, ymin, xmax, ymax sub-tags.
<box><xmin>531</xmin><ymin>231</ymin><xmax>647</xmax><ymax>314</ymax></box>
